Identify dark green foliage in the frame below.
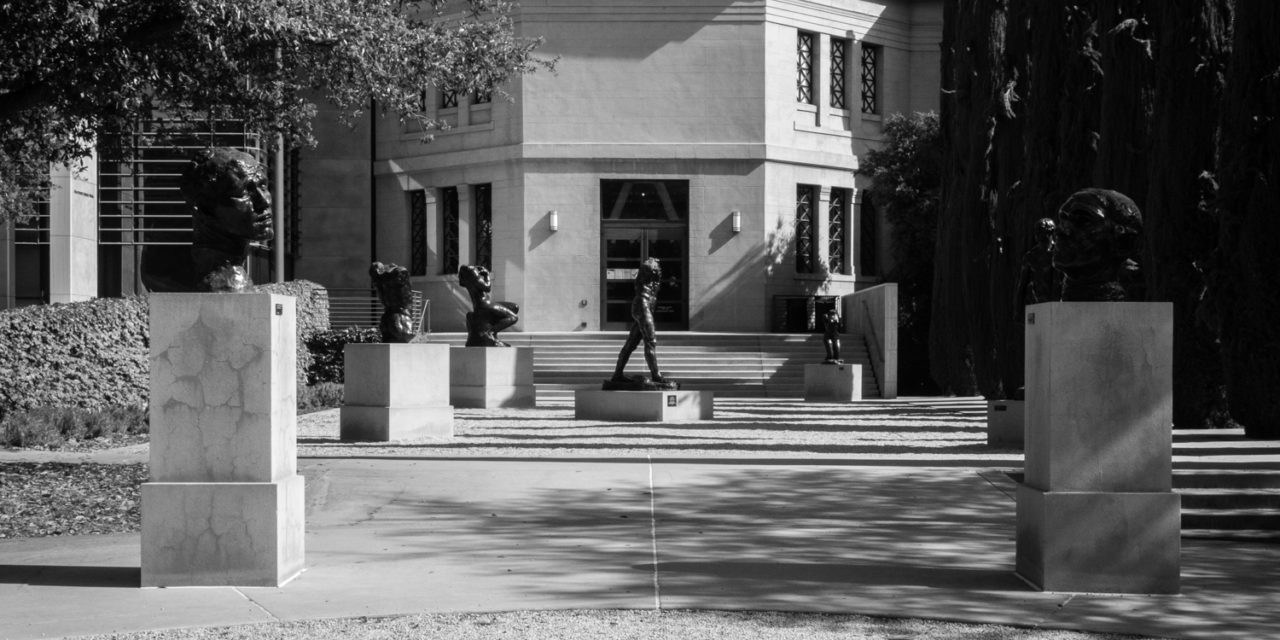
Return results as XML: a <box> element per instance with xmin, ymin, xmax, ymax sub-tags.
<box><xmin>1</xmin><ymin>406</ymin><xmax>148</xmax><ymax>448</ymax></box>
<box><xmin>0</xmin><ymin>463</ymin><xmax>145</xmax><ymax>538</ymax></box>
<box><xmin>305</xmin><ymin>327</ymin><xmax>381</xmax><ymax>385</ymax></box>
<box><xmin>0</xmin><ymin>296</ymin><xmax>149</xmax><ymax>415</ymax></box>
<box><xmin>298</xmin><ymin>382</ymin><xmax>344</xmax><ymax>414</ymax></box>
<box><xmin>857</xmin><ymin>112</ymin><xmax>942</xmax><ymax>394</ymax></box>
<box><xmin>253</xmin><ymin>280</ymin><xmax>331</xmax><ymax>393</ymax></box>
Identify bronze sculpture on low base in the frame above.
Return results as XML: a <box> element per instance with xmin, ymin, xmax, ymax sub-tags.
<box><xmin>821</xmin><ymin>308</ymin><xmax>843</xmax><ymax>364</ymax></box>
<box><xmin>140</xmin><ymin>147</ymin><xmax>273</xmax><ymax>293</ymax></box>
<box><xmin>370</xmin><ymin>262</ymin><xmax>415</xmax><ymax>343</ymax></box>
<box><xmin>1052</xmin><ymin>188</ymin><xmax>1144</xmax><ymax>302</ymax></box>
<box><xmin>604</xmin><ymin>257</ymin><xmax>678</xmax><ymax>391</ymax></box>
<box><xmin>458</xmin><ymin>264</ymin><xmax>519</xmax><ymax>347</ymax></box>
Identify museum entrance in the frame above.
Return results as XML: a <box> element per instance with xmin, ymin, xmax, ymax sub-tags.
<box><xmin>600</xmin><ymin>179</ymin><xmax>688</xmax><ymax>331</ymax></box>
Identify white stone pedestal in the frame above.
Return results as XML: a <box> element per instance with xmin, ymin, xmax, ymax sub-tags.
<box><xmin>803</xmin><ymin>363</ymin><xmax>863</xmax><ymax>402</ymax></box>
<box><xmin>142</xmin><ymin>293</ymin><xmax>305</xmax><ymax>587</ymax></box>
<box><xmin>341</xmin><ymin>343</ymin><xmax>453</xmax><ymax>440</ymax></box>
<box><xmin>1016</xmin><ymin>302</ymin><xmax>1179</xmax><ymax>594</ymax></box>
<box><xmin>575</xmin><ymin>389</ymin><xmax>714</xmax><ymax>421</ymax></box>
<box><xmin>450</xmin><ymin>347</ymin><xmax>535</xmax><ymax>408</ymax></box>
<box><xmin>987</xmin><ymin>399</ymin><xmax>1024</xmax><ymax>447</ymax></box>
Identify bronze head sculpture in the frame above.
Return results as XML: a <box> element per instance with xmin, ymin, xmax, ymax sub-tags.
<box><xmin>140</xmin><ymin>147</ymin><xmax>274</xmax><ymax>292</ymax></box>
<box><xmin>1052</xmin><ymin>188</ymin><xmax>1143</xmax><ymax>302</ymax></box>
<box><xmin>605</xmin><ymin>257</ymin><xmax>677</xmax><ymax>390</ymax></box>
<box><xmin>458</xmin><ymin>264</ymin><xmax>519</xmax><ymax>347</ymax></box>
<box><xmin>370</xmin><ymin>262</ymin><xmax>415</xmax><ymax>343</ymax></box>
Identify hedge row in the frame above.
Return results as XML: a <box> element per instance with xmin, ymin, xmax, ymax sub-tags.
<box><xmin>305</xmin><ymin>327</ymin><xmax>381</xmax><ymax>384</ymax></box>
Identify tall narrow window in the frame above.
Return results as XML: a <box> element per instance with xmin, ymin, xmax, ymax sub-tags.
<box><xmin>473</xmin><ymin>183</ymin><xmax>492</xmax><ymax>270</ymax></box>
<box><xmin>830</xmin><ymin>38</ymin><xmax>849</xmax><ymax>109</ymax></box>
<box><xmin>861</xmin><ymin>43</ymin><xmax>880</xmax><ymax>114</ymax></box>
<box><xmin>797</xmin><ymin>31</ymin><xmax>815</xmax><ymax>104</ymax></box>
<box><xmin>440</xmin><ymin>89</ymin><xmax>459</xmax><ymax>109</ymax></box>
<box><xmin>439</xmin><ymin>186</ymin><xmax>459</xmax><ymax>275</ymax></box>
<box><xmin>409</xmin><ymin>189</ymin><xmax>427</xmax><ymax>276</ymax></box>
<box><xmin>860</xmin><ymin>191</ymin><xmax>879</xmax><ymax>276</ymax></box>
<box><xmin>828</xmin><ymin>188</ymin><xmax>849</xmax><ymax>274</ymax></box>
<box><xmin>795</xmin><ymin>185</ymin><xmax>818</xmax><ymax>273</ymax></box>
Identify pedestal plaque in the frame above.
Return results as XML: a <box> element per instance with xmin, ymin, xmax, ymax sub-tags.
<box><xmin>575</xmin><ymin>390</ymin><xmax>714</xmax><ymax>421</ymax></box>
<box><xmin>803</xmin><ymin>363</ymin><xmax>863</xmax><ymax>402</ymax></box>
<box><xmin>341</xmin><ymin>343</ymin><xmax>453</xmax><ymax>440</ymax></box>
<box><xmin>450</xmin><ymin>347</ymin><xmax>535</xmax><ymax>408</ymax></box>
<box><xmin>142</xmin><ymin>293</ymin><xmax>305</xmax><ymax>587</ymax></box>
<box><xmin>1016</xmin><ymin>302</ymin><xmax>1179</xmax><ymax>594</ymax></box>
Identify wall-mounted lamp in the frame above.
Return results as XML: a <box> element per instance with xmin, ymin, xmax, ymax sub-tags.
<box><xmin>731</xmin><ymin>210</ymin><xmax>742</xmax><ymax>233</ymax></box>
<box><xmin>549</xmin><ymin>210</ymin><xmax>559</xmax><ymax>232</ymax></box>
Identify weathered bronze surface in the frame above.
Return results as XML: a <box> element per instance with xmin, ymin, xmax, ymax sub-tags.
<box><xmin>370</xmin><ymin>262</ymin><xmax>415</xmax><ymax>343</ymax></box>
<box><xmin>1052</xmin><ymin>188</ymin><xmax>1144</xmax><ymax>302</ymax></box>
<box><xmin>822</xmin><ymin>308</ymin><xmax>843</xmax><ymax>364</ymax></box>
<box><xmin>1017</xmin><ymin>218</ymin><xmax>1059</xmax><ymax>305</ymax></box>
<box><xmin>458</xmin><ymin>264</ymin><xmax>519</xmax><ymax>347</ymax></box>
<box><xmin>605</xmin><ymin>258</ymin><xmax>678</xmax><ymax>391</ymax></box>
<box><xmin>140</xmin><ymin>148</ymin><xmax>273</xmax><ymax>293</ymax></box>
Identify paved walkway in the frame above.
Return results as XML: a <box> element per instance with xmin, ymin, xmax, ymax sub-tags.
<box><xmin>1</xmin><ymin>399</ymin><xmax>1278</xmax><ymax>640</ymax></box>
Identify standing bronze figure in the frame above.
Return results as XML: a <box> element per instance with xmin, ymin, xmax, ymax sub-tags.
<box><xmin>140</xmin><ymin>147</ymin><xmax>274</xmax><ymax>293</ymax></box>
<box><xmin>822</xmin><ymin>308</ymin><xmax>842</xmax><ymax>364</ymax></box>
<box><xmin>1016</xmin><ymin>217</ymin><xmax>1059</xmax><ymax>306</ymax></box>
<box><xmin>370</xmin><ymin>262</ymin><xmax>415</xmax><ymax>343</ymax></box>
<box><xmin>605</xmin><ymin>257</ymin><xmax>677</xmax><ymax>390</ymax></box>
<box><xmin>1052</xmin><ymin>188</ymin><xmax>1144</xmax><ymax>302</ymax></box>
<box><xmin>458</xmin><ymin>264</ymin><xmax>519</xmax><ymax>347</ymax></box>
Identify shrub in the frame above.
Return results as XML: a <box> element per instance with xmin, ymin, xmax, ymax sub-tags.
<box><xmin>1</xmin><ymin>406</ymin><xmax>148</xmax><ymax>448</ymax></box>
<box><xmin>298</xmin><ymin>382</ymin><xmax>344</xmax><ymax>414</ymax></box>
<box><xmin>253</xmin><ymin>280</ymin><xmax>331</xmax><ymax>392</ymax></box>
<box><xmin>306</xmin><ymin>327</ymin><xmax>381</xmax><ymax>384</ymax></box>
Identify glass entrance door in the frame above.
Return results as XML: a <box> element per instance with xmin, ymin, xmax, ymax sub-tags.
<box><xmin>602</xmin><ymin>226</ymin><xmax>687</xmax><ymax>330</ymax></box>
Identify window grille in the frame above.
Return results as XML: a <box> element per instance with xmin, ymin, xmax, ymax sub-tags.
<box><xmin>828</xmin><ymin>188</ymin><xmax>849</xmax><ymax>274</ymax></box>
<box><xmin>440</xmin><ymin>90</ymin><xmax>459</xmax><ymax>109</ymax></box>
<box><xmin>797</xmin><ymin>32</ymin><xmax>815</xmax><ymax>104</ymax></box>
<box><xmin>409</xmin><ymin>189</ymin><xmax>428</xmax><ymax>276</ymax></box>
<box><xmin>13</xmin><ymin>201</ymin><xmax>50</xmax><ymax>246</ymax></box>
<box><xmin>861</xmin><ymin>44</ymin><xmax>880</xmax><ymax>114</ymax></box>
<box><xmin>831</xmin><ymin>39</ymin><xmax>848</xmax><ymax>109</ymax></box>
<box><xmin>473</xmin><ymin>88</ymin><xmax>491</xmax><ymax>105</ymax></box>
<box><xmin>860</xmin><ymin>191</ymin><xmax>879</xmax><ymax>276</ymax></box>
<box><xmin>473</xmin><ymin>184</ymin><xmax>492</xmax><ymax>270</ymax></box>
<box><xmin>795</xmin><ymin>185</ymin><xmax>817</xmax><ymax>273</ymax></box>
<box><xmin>440</xmin><ymin>186</ymin><xmax>459</xmax><ymax>274</ymax></box>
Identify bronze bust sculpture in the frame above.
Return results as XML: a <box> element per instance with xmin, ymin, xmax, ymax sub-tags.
<box><xmin>370</xmin><ymin>262</ymin><xmax>415</xmax><ymax>343</ymax></box>
<box><xmin>822</xmin><ymin>308</ymin><xmax>842</xmax><ymax>364</ymax></box>
<box><xmin>1052</xmin><ymin>188</ymin><xmax>1144</xmax><ymax>302</ymax></box>
<box><xmin>140</xmin><ymin>147</ymin><xmax>274</xmax><ymax>293</ymax></box>
<box><xmin>605</xmin><ymin>257</ymin><xmax>677</xmax><ymax>390</ymax></box>
<box><xmin>458</xmin><ymin>264</ymin><xmax>519</xmax><ymax>346</ymax></box>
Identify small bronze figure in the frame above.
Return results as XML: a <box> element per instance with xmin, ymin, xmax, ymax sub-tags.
<box><xmin>1016</xmin><ymin>218</ymin><xmax>1059</xmax><ymax>306</ymax></box>
<box><xmin>605</xmin><ymin>257</ymin><xmax>677</xmax><ymax>390</ymax></box>
<box><xmin>140</xmin><ymin>147</ymin><xmax>274</xmax><ymax>293</ymax></box>
<box><xmin>458</xmin><ymin>264</ymin><xmax>519</xmax><ymax>347</ymax></box>
<box><xmin>1052</xmin><ymin>188</ymin><xmax>1144</xmax><ymax>302</ymax></box>
<box><xmin>822</xmin><ymin>308</ymin><xmax>842</xmax><ymax>364</ymax></box>
<box><xmin>370</xmin><ymin>262</ymin><xmax>415</xmax><ymax>343</ymax></box>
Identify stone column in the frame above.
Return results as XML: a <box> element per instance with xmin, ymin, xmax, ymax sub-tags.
<box><xmin>142</xmin><ymin>293</ymin><xmax>305</xmax><ymax>587</ymax></box>
<box><xmin>47</xmin><ymin>155</ymin><xmax>99</xmax><ymax>303</ymax></box>
<box><xmin>1016</xmin><ymin>302</ymin><xmax>1179</xmax><ymax>594</ymax></box>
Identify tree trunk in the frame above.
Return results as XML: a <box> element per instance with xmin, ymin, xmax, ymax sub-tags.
<box><xmin>1215</xmin><ymin>1</ymin><xmax>1280</xmax><ymax>438</ymax></box>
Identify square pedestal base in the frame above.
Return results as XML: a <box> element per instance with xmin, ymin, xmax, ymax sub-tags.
<box><xmin>1016</xmin><ymin>484</ymin><xmax>1180</xmax><ymax>594</ymax></box>
<box><xmin>340</xmin><ymin>405</ymin><xmax>454</xmax><ymax>441</ymax></box>
<box><xmin>987</xmin><ymin>399</ymin><xmax>1024</xmax><ymax>447</ymax></box>
<box><xmin>450</xmin><ymin>347</ymin><xmax>535</xmax><ymax>408</ymax></box>
<box><xmin>141</xmin><ymin>475</ymin><xmax>305</xmax><ymax>587</ymax></box>
<box><xmin>804</xmin><ymin>363</ymin><xmax>863</xmax><ymax>402</ymax></box>
<box><xmin>575</xmin><ymin>389</ymin><xmax>714</xmax><ymax>421</ymax></box>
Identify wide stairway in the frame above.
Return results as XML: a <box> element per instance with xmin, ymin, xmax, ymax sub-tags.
<box><xmin>425</xmin><ymin>332</ymin><xmax>881</xmax><ymax>403</ymax></box>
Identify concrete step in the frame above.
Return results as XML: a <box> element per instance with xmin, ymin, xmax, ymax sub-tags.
<box><xmin>1173</xmin><ymin>470</ymin><xmax>1280</xmax><ymax>489</ymax></box>
<box><xmin>1177</xmin><ymin>489</ymin><xmax>1280</xmax><ymax>510</ymax></box>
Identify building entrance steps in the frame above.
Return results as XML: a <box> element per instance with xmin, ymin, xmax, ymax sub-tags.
<box><xmin>426</xmin><ymin>332</ymin><xmax>880</xmax><ymax>402</ymax></box>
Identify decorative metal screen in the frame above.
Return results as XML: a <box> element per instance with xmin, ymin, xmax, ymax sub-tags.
<box><xmin>409</xmin><ymin>189</ymin><xmax>428</xmax><ymax>276</ymax></box>
<box><xmin>473</xmin><ymin>183</ymin><xmax>492</xmax><ymax>270</ymax></box>
<box><xmin>797</xmin><ymin>32</ymin><xmax>815</xmax><ymax>104</ymax></box>
<box><xmin>828</xmin><ymin>188</ymin><xmax>848</xmax><ymax>274</ymax></box>
<box><xmin>795</xmin><ymin>185</ymin><xmax>817</xmax><ymax>273</ymax></box>
<box><xmin>861</xmin><ymin>44</ymin><xmax>879</xmax><ymax>114</ymax></box>
<box><xmin>13</xmin><ymin>201</ymin><xmax>50</xmax><ymax>246</ymax></box>
<box><xmin>831</xmin><ymin>39</ymin><xmax>848</xmax><ymax>109</ymax></box>
<box><xmin>439</xmin><ymin>186</ymin><xmax>459</xmax><ymax>274</ymax></box>
<box><xmin>860</xmin><ymin>191</ymin><xmax>879</xmax><ymax>276</ymax></box>
<box><xmin>440</xmin><ymin>90</ymin><xmax>459</xmax><ymax>109</ymax></box>
<box><xmin>473</xmin><ymin>88</ymin><xmax>492</xmax><ymax>104</ymax></box>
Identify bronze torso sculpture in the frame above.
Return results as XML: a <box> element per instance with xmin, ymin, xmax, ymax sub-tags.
<box><xmin>822</xmin><ymin>308</ymin><xmax>842</xmax><ymax>364</ymax></box>
<box><xmin>370</xmin><ymin>262</ymin><xmax>415</xmax><ymax>343</ymax></box>
<box><xmin>458</xmin><ymin>265</ymin><xmax>519</xmax><ymax>347</ymax></box>
<box><xmin>1052</xmin><ymin>188</ymin><xmax>1144</xmax><ymax>302</ymax></box>
<box><xmin>140</xmin><ymin>147</ymin><xmax>273</xmax><ymax>293</ymax></box>
<box><xmin>605</xmin><ymin>257</ymin><xmax>677</xmax><ymax>390</ymax></box>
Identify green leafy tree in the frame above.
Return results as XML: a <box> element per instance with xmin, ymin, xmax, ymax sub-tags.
<box><xmin>0</xmin><ymin>0</ymin><xmax>550</xmax><ymax>223</ymax></box>
<box><xmin>857</xmin><ymin>111</ymin><xmax>942</xmax><ymax>394</ymax></box>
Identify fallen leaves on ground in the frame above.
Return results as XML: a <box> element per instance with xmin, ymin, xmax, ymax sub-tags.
<box><xmin>0</xmin><ymin>462</ymin><xmax>145</xmax><ymax>539</ymax></box>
